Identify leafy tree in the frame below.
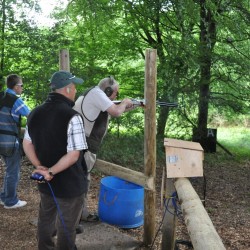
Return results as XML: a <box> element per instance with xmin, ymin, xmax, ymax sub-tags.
<box><xmin>1</xmin><ymin>0</ymin><xmax>249</xmax><ymax>142</ymax></box>
<box><xmin>0</xmin><ymin>0</ymin><xmax>41</xmax><ymax>89</ymax></box>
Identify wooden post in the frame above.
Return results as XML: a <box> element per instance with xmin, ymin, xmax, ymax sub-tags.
<box><xmin>59</xmin><ymin>49</ymin><xmax>70</xmax><ymax>71</ymax></box>
<box><xmin>143</xmin><ymin>48</ymin><xmax>157</xmax><ymax>246</ymax></box>
<box><xmin>161</xmin><ymin>178</ymin><xmax>177</xmax><ymax>249</ymax></box>
<box><xmin>175</xmin><ymin>178</ymin><xmax>226</xmax><ymax>250</ymax></box>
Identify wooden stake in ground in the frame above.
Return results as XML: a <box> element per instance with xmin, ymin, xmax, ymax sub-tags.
<box><xmin>143</xmin><ymin>48</ymin><xmax>157</xmax><ymax>246</ymax></box>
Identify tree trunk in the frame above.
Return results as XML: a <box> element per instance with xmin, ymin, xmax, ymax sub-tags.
<box><xmin>193</xmin><ymin>0</ymin><xmax>217</xmax><ymax>152</ymax></box>
<box><xmin>157</xmin><ymin>107</ymin><xmax>169</xmax><ymax>139</ymax></box>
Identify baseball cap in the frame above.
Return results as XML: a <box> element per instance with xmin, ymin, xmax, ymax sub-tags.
<box><xmin>50</xmin><ymin>70</ymin><xmax>84</xmax><ymax>89</ymax></box>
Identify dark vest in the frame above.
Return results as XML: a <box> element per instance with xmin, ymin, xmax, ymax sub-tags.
<box><xmin>28</xmin><ymin>92</ymin><xmax>88</xmax><ymax>198</ymax></box>
<box><xmin>81</xmin><ymin>88</ymin><xmax>109</xmax><ymax>154</ymax></box>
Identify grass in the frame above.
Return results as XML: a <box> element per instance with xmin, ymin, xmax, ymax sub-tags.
<box><xmin>97</xmin><ymin>126</ymin><xmax>249</xmax><ymax>171</ymax></box>
<box><xmin>217</xmin><ymin>127</ymin><xmax>250</xmax><ymax>159</ymax></box>
<box><xmin>97</xmin><ymin>133</ymin><xmax>145</xmax><ymax>171</ymax></box>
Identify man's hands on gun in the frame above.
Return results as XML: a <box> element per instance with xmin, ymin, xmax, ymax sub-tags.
<box><xmin>114</xmin><ymin>98</ymin><xmax>145</xmax><ymax>111</ymax></box>
<box><xmin>121</xmin><ymin>98</ymin><xmax>134</xmax><ymax>111</ymax></box>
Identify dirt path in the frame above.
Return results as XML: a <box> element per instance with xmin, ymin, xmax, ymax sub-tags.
<box><xmin>0</xmin><ymin>156</ymin><xmax>249</xmax><ymax>249</ymax></box>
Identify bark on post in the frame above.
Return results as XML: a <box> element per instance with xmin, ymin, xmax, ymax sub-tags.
<box><xmin>59</xmin><ymin>49</ymin><xmax>70</xmax><ymax>71</ymax></box>
<box><xmin>143</xmin><ymin>48</ymin><xmax>157</xmax><ymax>246</ymax></box>
<box><xmin>175</xmin><ymin>178</ymin><xmax>226</xmax><ymax>250</ymax></box>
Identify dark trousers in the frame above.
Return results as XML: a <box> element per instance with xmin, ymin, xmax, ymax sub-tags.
<box><xmin>37</xmin><ymin>192</ymin><xmax>84</xmax><ymax>250</ymax></box>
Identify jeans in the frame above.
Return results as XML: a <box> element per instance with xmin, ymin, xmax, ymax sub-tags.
<box><xmin>0</xmin><ymin>146</ymin><xmax>21</xmax><ymax>206</ymax></box>
<box><xmin>38</xmin><ymin>192</ymin><xmax>84</xmax><ymax>250</ymax></box>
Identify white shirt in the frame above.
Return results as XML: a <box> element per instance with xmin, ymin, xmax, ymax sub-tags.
<box><xmin>74</xmin><ymin>86</ymin><xmax>113</xmax><ymax>137</ymax></box>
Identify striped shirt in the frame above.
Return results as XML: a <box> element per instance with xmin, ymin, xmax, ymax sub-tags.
<box><xmin>6</xmin><ymin>88</ymin><xmax>30</xmax><ymax>121</ymax></box>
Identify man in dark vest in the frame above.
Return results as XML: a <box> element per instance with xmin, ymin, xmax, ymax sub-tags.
<box><xmin>23</xmin><ymin>70</ymin><xmax>88</xmax><ymax>250</ymax></box>
<box><xmin>0</xmin><ymin>74</ymin><xmax>30</xmax><ymax>209</ymax></box>
<box><xmin>74</xmin><ymin>76</ymin><xmax>136</xmax><ymax>222</ymax></box>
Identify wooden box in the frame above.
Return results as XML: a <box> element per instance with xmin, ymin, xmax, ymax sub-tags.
<box><xmin>164</xmin><ymin>138</ymin><xmax>204</xmax><ymax>178</ymax></box>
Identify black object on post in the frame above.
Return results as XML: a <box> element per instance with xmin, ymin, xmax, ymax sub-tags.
<box><xmin>192</xmin><ymin>128</ymin><xmax>217</xmax><ymax>153</ymax></box>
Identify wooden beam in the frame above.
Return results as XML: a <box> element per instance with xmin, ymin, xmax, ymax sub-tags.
<box><xmin>59</xmin><ymin>49</ymin><xmax>70</xmax><ymax>71</ymax></box>
<box><xmin>175</xmin><ymin>178</ymin><xmax>226</xmax><ymax>250</ymax></box>
<box><xmin>143</xmin><ymin>48</ymin><xmax>157</xmax><ymax>246</ymax></box>
<box><xmin>94</xmin><ymin>159</ymin><xmax>154</xmax><ymax>190</ymax></box>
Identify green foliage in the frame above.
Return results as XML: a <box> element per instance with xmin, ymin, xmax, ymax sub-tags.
<box><xmin>97</xmin><ymin>128</ymin><xmax>168</xmax><ymax>171</ymax></box>
<box><xmin>217</xmin><ymin>126</ymin><xmax>250</xmax><ymax>160</ymax></box>
<box><xmin>0</xmin><ymin>0</ymin><xmax>249</xmax><ymax>142</ymax></box>
<box><xmin>97</xmin><ymin>126</ymin><xmax>249</xmax><ymax>174</ymax></box>
<box><xmin>98</xmin><ymin>132</ymin><xmax>145</xmax><ymax>171</ymax></box>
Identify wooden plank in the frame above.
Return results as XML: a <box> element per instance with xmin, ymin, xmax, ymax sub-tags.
<box><xmin>165</xmin><ymin>147</ymin><xmax>203</xmax><ymax>178</ymax></box>
<box><xmin>164</xmin><ymin>138</ymin><xmax>204</xmax><ymax>178</ymax></box>
<box><xmin>164</xmin><ymin>138</ymin><xmax>203</xmax><ymax>151</ymax></box>
<box><xmin>94</xmin><ymin>159</ymin><xmax>154</xmax><ymax>190</ymax></box>
<box><xmin>175</xmin><ymin>178</ymin><xmax>226</xmax><ymax>250</ymax></box>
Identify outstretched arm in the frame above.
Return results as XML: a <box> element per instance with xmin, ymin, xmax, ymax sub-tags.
<box><xmin>107</xmin><ymin>98</ymin><xmax>134</xmax><ymax>117</ymax></box>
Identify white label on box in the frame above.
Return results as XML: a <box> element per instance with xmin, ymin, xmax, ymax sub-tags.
<box><xmin>168</xmin><ymin>155</ymin><xmax>178</xmax><ymax>164</ymax></box>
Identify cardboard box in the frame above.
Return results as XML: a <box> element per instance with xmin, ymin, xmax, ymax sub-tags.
<box><xmin>164</xmin><ymin>138</ymin><xmax>204</xmax><ymax>178</ymax></box>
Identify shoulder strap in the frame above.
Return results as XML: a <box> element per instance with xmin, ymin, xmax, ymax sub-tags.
<box><xmin>82</xmin><ymin>86</ymin><xmax>95</xmax><ymax>96</ymax></box>
<box><xmin>81</xmin><ymin>87</ymin><xmax>98</xmax><ymax>122</ymax></box>
<box><xmin>0</xmin><ymin>91</ymin><xmax>19</xmax><ymax>109</ymax></box>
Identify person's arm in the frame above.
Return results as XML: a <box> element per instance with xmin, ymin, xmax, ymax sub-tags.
<box><xmin>13</xmin><ymin>98</ymin><xmax>30</xmax><ymax>117</ymax></box>
<box><xmin>40</xmin><ymin>114</ymin><xmax>86</xmax><ymax>179</ymax></box>
<box><xmin>43</xmin><ymin>150</ymin><xmax>80</xmax><ymax>176</ymax></box>
<box><xmin>24</xmin><ymin>139</ymin><xmax>81</xmax><ymax>182</ymax></box>
<box><xmin>24</xmin><ymin>136</ymin><xmax>80</xmax><ymax>181</ymax></box>
<box><xmin>23</xmin><ymin>138</ymin><xmax>42</xmax><ymax>167</ymax></box>
<box><xmin>23</xmin><ymin>128</ymin><xmax>52</xmax><ymax>181</ymax></box>
<box><xmin>107</xmin><ymin>98</ymin><xmax>133</xmax><ymax>117</ymax></box>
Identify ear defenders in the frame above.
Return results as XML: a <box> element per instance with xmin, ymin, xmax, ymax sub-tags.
<box><xmin>104</xmin><ymin>86</ymin><xmax>113</xmax><ymax>97</ymax></box>
<box><xmin>104</xmin><ymin>76</ymin><xmax>114</xmax><ymax>97</ymax></box>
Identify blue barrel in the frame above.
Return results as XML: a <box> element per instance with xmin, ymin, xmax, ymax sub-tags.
<box><xmin>98</xmin><ymin>176</ymin><xmax>144</xmax><ymax>228</ymax></box>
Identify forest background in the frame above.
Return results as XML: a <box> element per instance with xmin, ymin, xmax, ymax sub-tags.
<box><xmin>0</xmin><ymin>0</ymin><xmax>249</xmax><ymax>146</ymax></box>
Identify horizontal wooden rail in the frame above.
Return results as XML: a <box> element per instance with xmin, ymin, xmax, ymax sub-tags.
<box><xmin>174</xmin><ymin>178</ymin><xmax>226</xmax><ymax>250</ymax></box>
<box><xmin>95</xmin><ymin>159</ymin><xmax>154</xmax><ymax>190</ymax></box>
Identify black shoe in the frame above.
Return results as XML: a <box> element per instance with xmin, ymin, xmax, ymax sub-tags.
<box><xmin>81</xmin><ymin>213</ymin><xmax>99</xmax><ymax>222</ymax></box>
<box><xmin>76</xmin><ymin>224</ymin><xmax>84</xmax><ymax>234</ymax></box>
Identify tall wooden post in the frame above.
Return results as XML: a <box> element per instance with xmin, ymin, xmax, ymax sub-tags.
<box><xmin>59</xmin><ymin>49</ymin><xmax>70</xmax><ymax>71</ymax></box>
<box><xmin>161</xmin><ymin>178</ymin><xmax>177</xmax><ymax>249</ymax></box>
<box><xmin>143</xmin><ymin>48</ymin><xmax>157</xmax><ymax>245</ymax></box>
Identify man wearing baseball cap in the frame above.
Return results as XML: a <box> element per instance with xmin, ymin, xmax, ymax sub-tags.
<box><xmin>50</xmin><ymin>70</ymin><xmax>84</xmax><ymax>90</ymax></box>
<box><xmin>23</xmin><ymin>70</ymin><xmax>88</xmax><ymax>250</ymax></box>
